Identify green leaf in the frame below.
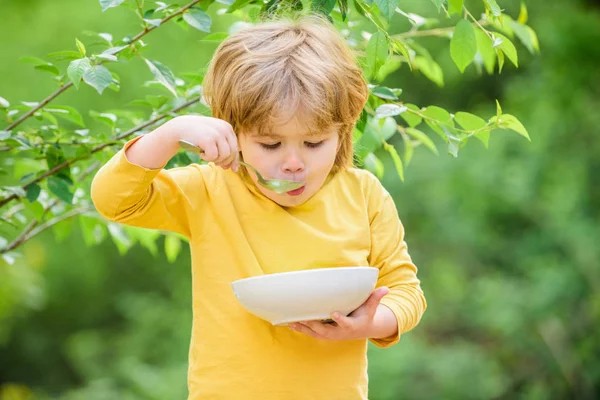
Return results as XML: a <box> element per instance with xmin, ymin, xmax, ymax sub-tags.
<box><xmin>79</xmin><ymin>215</ymin><xmax>107</xmax><ymax>246</ymax></box>
<box><xmin>200</xmin><ymin>32</ymin><xmax>229</xmax><ymax>42</ymax></box>
<box><xmin>376</xmin><ymin>56</ymin><xmax>403</xmax><ymax>81</ymax></box>
<box><xmin>227</xmin><ymin>0</ymin><xmax>253</xmax><ymax>13</ymax></box>
<box><xmin>483</xmin><ymin>0</ymin><xmax>502</xmax><ymax>17</ymax></box>
<box><xmin>455</xmin><ymin>111</ymin><xmax>489</xmax><ymax>148</ymax></box>
<box><xmin>401</xmin><ymin>104</ymin><xmax>423</xmax><ymax>128</ymax></box>
<box><xmin>391</xmin><ymin>39</ymin><xmax>411</xmax><ymax>67</ymax></box>
<box><xmin>183</xmin><ymin>8</ymin><xmax>212</xmax><ymax>32</ymax></box>
<box><xmin>45</xmin><ymin>106</ymin><xmax>85</xmax><ymax>127</ymax></box>
<box><xmin>312</xmin><ymin>0</ymin><xmax>336</xmax><ymax>14</ymax></box>
<box><xmin>356</xmin><ymin>116</ymin><xmax>396</xmax><ymax>158</ymax></box>
<box><xmin>47</xmin><ymin>50</ymin><xmax>82</xmax><ymax>61</ymax></box>
<box><xmin>354</xmin><ymin>0</ymin><xmax>387</xmax><ymax>32</ymax></box>
<box><xmin>454</xmin><ymin>111</ymin><xmax>487</xmax><ymax>131</ymax></box>
<box><xmin>338</xmin><ymin>0</ymin><xmax>349</xmax><ymax>20</ymax></box>
<box><xmin>144</xmin><ymin>18</ymin><xmax>163</xmax><ymax>27</ymax></box>
<box><xmin>363</xmin><ymin>153</ymin><xmax>384</xmax><ymax>179</ymax></box>
<box><xmin>25</xmin><ymin>183</ymin><xmax>42</xmax><ymax>203</ymax></box>
<box><xmin>99</xmin><ymin>0</ymin><xmax>126</xmax><ymax>12</ymax></box>
<box><xmin>413</xmin><ymin>56</ymin><xmax>444</xmax><ymax>87</ymax></box>
<box><xmin>35</xmin><ymin>64</ymin><xmax>60</xmax><ymax>76</ymax></box>
<box><xmin>475</xmin><ymin>29</ymin><xmax>495</xmax><ymax>74</ymax></box>
<box><xmin>95</xmin><ymin>53</ymin><xmax>118</xmax><ymax>62</ymax></box>
<box><xmin>495</xmin><ymin>114</ymin><xmax>530</xmax><ymax>140</ymax></box>
<box><xmin>405</xmin><ymin>127</ymin><xmax>438</xmax><ymax>155</ymax></box>
<box><xmin>448</xmin><ymin>0</ymin><xmax>463</xmax><ymax>15</ymax></box>
<box><xmin>509</xmin><ymin>20</ymin><xmax>539</xmax><ymax>54</ymax></box>
<box><xmin>82</xmin><ymin>64</ymin><xmax>113</xmax><ymax>95</ymax></box>
<box><xmin>20</xmin><ymin>56</ymin><xmax>60</xmax><ymax>75</ymax></box>
<box><xmin>165</xmin><ymin>234</ymin><xmax>182</xmax><ymax>263</ymax></box>
<box><xmin>494</xmin><ymin>33</ymin><xmax>518</xmax><ymax>67</ymax></box>
<box><xmin>375</xmin><ymin>0</ymin><xmax>399</xmax><ymax>21</ymax></box>
<box><xmin>89</xmin><ymin>110</ymin><xmax>117</xmax><ymax>127</ymax></box>
<box><xmin>403</xmin><ymin>135</ymin><xmax>414</xmax><ymax>165</ymax></box>
<box><xmin>474</xmin><ymin>130</ymin><xmax>490</xmax><ymax>148</ymax></box>
<box><xmin>375</xmin><ymin>104</ymin><xmax>407</xmax><ymax>119</ymax></box>
<box><xmin>2</xmin><ymin>186</ymin><xmax>26</xmax><ymax>198</ymax></box>
<box><xmin>430</xmin><ymin>0</ymin><xmax>445</xmax><ymax>12</ymax></box>
<box><xmin>422</xmin><ymin>106</ymin><xmax>454</xmax><ymax>137</ymax></box>
<box><xmin>24</xmin><ymin>199</ymin><xmax>44</xmax><ymax>220</ymax></box>
<box><xmin>371</xmin><ymin>86</ymin><xmax>400</xmax><ymax>100</ymax></box>
<box><xmin>47</xmin><ymin>176</ymin><xmax>73</xmax><ymax>204</ymax></box>
<box><xmin>107</xmin><ymin>223</ymin><xmax>132</xmax><ymax>255</ymax></box>
<box><xmin>144</xmin><ymin>59</ymin><xmax>177</xmax><ymax>96</ymax></box>
<box><xmin>447</xmin><ymin>134</ymin><xmax>461</xmax><ymax>157</ymax></box>
<box><xmin>450</xmin><ymin>20</ymin><xmax>477</xmax><ymax>73</ymax></box>
<box><xmin>517</xmin><ymin>1</ymin><xmax>528</xmax><ymax>24</ymax></box>
<box><xmin>75</xmin><ymin>38</ymin><xmax>87</xmax><ymax>57</ymax></box>
<box><xmin>384</xmin><ymin>144</ymin><xmax>404</xmax><ymax>181</ymax></box>
<box><xmin>366</xmin><ymin>32</ymin><xmax>389</xmax><ymax>79</ymax></box>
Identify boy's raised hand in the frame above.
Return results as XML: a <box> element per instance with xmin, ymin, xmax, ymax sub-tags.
<box><xmin>289</xmin><ymin>286</ymin><xmax>396</xmax><ymax>341</ymax></box>
<box><xmin>173</xmin><ymin>115</ymin><xmax>240</xmax><ymax>171</ymax></box>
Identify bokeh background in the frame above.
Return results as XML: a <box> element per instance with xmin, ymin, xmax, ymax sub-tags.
<box><xmin>1</xmin><ymin>0</ymin><xmax>599</xmax><ymax>399</ymax></box>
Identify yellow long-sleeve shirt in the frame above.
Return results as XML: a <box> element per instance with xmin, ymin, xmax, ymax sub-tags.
<box><xmin>91</xmin><ymin>136</ymin><xmax>426</xmax><ymax>399</ymax></box>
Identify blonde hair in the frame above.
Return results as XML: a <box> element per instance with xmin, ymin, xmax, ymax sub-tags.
<box><xmin>202</xmin><ymin>13</ymin><xmax>369</xmax><ymax>173</ymax></box>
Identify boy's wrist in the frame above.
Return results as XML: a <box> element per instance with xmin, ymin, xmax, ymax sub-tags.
<box><xmin>366</xmin><ymin>304</ymin><xmax>398</xmax><ymax>339</ymax></box>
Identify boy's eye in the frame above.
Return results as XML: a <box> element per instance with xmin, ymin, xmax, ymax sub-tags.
<box><xmin>305</xmin><ymin>141</ymin><xmax>324</xmax><ymax>148</ymax></box>
<box><xmin>260</xmin><ymin>142</ymin><xmax>281</xmax><ymax>150</ymax></box>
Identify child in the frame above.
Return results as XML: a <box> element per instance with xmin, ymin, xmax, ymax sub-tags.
<box><xmin>91</xmin><ymin>13</ymin><xmax>426</xmax><ymax>400</ymax></box>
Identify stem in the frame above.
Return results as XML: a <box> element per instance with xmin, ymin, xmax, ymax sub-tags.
<box><xmin>0</xmin><ymin>96</ymin><xmax>201</xmax><ymax>210</ymax></box>
<box><xmin>0</xmin><ymin>162</ymin><xmax>100</xmax><ymax>254</ymax></box>
<box><xmin>2</xmin><ymin>206</ymin><xmax>90</xmax><ymax>253</ymax></box>
<box><xmin>392</xmin><ymin>19</ymin><xmax>489</xmax><ymax>40</ymax></box>
<box><xmin>465</xmin><ymin>8</ymin><xmax>494</xmax><ymax>40</ymax></box>
<box><xmin>2</xmin><ymin>0</ymin><xmax>201</xmax><ymax>133</ymax></box>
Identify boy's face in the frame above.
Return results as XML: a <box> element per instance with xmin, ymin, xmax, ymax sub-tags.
<box><xmin>238</xmin><ymin>115</ymin><xmax>339</xmax><ymax>207</ymax></box>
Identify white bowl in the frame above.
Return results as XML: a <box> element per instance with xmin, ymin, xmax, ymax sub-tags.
<box><xmin>231</xmin><ymin>266</ymin><xmax>379</xmax><ymax>326</ymax></box>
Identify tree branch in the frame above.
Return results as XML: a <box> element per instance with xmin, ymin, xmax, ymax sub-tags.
<box><xmin>2</xmin><ymin>0</ymin><xmax>201</xmax><ymax>133</ymax></box>
<box><xmin>0</xmin><ymin>96</ymin><xmax>201</xmax><ymax>210</ymax></box>
<box><xmin>0</xmin><ymin>161</ymin><xmax>101</xmax><ymax>254</ymax></box>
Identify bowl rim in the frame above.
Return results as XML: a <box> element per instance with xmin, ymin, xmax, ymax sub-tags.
<box><xmin>231</xmin><ymin>266</ymin><xmax>379</xmax><ymax>285</ymax></box>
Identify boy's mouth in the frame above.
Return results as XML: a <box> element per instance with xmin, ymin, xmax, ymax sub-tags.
<box><xmin>286</xmin><ymin>185</ymin><xmax>305</xmax><ymax>196</ymax></box>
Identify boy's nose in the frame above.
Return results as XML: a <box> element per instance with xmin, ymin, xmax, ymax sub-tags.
<box><xmin>281</xmin><ymin>150</ymin><xmax>305</xmax><ymax>173</ymax></box>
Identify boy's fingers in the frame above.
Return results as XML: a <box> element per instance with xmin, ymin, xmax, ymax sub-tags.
<box><xmin>214</xmin><ymin>136</ymin><xmax>231</xmax><ymax>163</ymax></box>
<box><xmin>331</xmin><ymin>312</ymin><xmax>352</xmax><ymax>329</ymax></box>
<box><xmin>201</xmin><ymin>142</ymin><xmax>218</xmax><ymax>161</ymax></box>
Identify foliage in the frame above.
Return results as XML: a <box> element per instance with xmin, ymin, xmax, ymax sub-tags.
<box><xmin>0</xmin><ymin>0</ymin><xmax>535</xmax><ymax>259</ymax></box>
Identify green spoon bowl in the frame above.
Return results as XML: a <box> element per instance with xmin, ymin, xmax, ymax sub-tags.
<box><xmin>178</xmin><ymin>139</ymin><xmax>305</xmax><ymax>194</ymax></box>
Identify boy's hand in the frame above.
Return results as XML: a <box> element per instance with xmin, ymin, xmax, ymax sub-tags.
<box><xmin>289</xmin><ymin>286</ymin><xmax>396</xmax><ymax>341</ymax></box>
<box><xmin>170</xmin><ymin>115</ymin><xmax>240</xmax><ymax>171</ymax></box>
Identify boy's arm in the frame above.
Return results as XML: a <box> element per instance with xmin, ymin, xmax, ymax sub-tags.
<box><xmin>90</xmin><ymin>121</ymin><xmax>206</xmax><ymax>238</ymax></box>
<box><xmin>366</xmin><ymin>175</ymin><xmax>427</xmax><ymax>348</ymax></box>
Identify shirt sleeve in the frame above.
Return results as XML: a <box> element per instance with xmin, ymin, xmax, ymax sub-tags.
<box><xmin>365</xmin><ymin>173</ymin><xmax>427</xmax><ymax>348</ymax></box>
<box><xmin>90</xmin><ymin>135</ymin><xmax>208</xmax><ymax>239</ymax></box>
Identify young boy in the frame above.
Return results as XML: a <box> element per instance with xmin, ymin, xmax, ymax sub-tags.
<box><xmin>91</xmin><ymin>13</ymin><xmax>426</xmax><ymax>400</ymax></box>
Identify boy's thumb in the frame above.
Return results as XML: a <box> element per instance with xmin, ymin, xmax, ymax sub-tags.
<box><xmin>368</xmin><ymin>286</ymin><xmax>390</xmax><ymax>308</ymax></box>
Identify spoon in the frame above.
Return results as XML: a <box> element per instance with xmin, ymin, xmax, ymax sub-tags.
<box><xmin>178</xmin><ymin>139</ymin><xmax>305</xmax><ymax>194</ymax></box>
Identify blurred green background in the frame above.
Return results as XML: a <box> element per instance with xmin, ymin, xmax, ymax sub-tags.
<box><xmin>1</xmin><ymin>0</ymin><xmax>599</xmax><ymax>399</ymax></box>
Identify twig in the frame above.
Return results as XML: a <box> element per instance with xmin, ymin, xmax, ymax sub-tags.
<box><xmin>0</xmin><ymin>161</ymin><xmax>101</xmax><ymax>254</ymax></box>
<box><xmin>392</xmin><ymin>19</ymin><xmax>489</xmax><ymax>40</ymax></box>
<box><xmin>1</xmin><ymin>206</ymin><xmax>91</xmax><ymax>253</ymax></box>
<box><xmin>0</xmin><ymin>96</ymin><xmax>201</xmax><ymax>209</ymax></box>
<box><xmin>3</xmin><ymin>0</ymin><xmax>201</xmax><ymax>133</ymax></box>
